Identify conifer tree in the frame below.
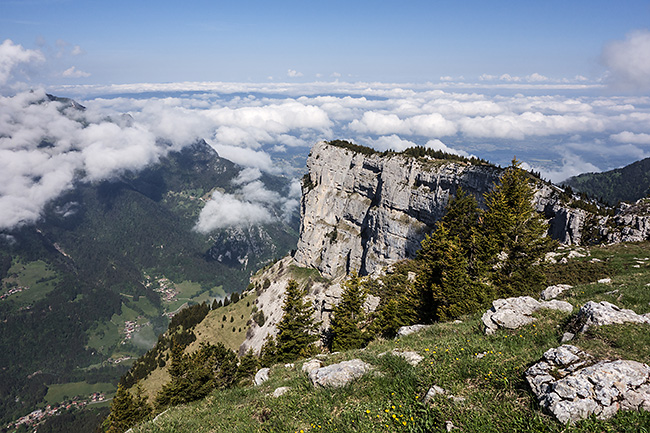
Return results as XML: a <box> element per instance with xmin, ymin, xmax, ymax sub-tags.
<box><xmin>261</xmin><ymin>279</ymin><xmax>318</xmax><ymax>364</ymax></box>
<box><xmin>329</xmin><ymin>273</ymin><xmax>368</xmax><ymax>351</ymax></box>
<box><xmin>415</xmin><ymin>224</ymin><xmax>487</xmax><ymax>321</ymax></box>
<box><xmin>103</xmin><ymin>384</ymin><xmax>151</xmax><ymax>433</ymax></box>
<box><xmin>156</xmin><ymin>342</ymin><xmax>237</xmax><ymax>408</ymax></box>
<box><xmin>441</xmin><ymin>188</ymin><xmax>480</xmax><ymax>252</ymax></box>
<box><xmin>235</xmin><ymin>350</ymin><xmax>260</xmax><ymax>384</ymax></box>
<box><xmin>439</xmin><ymin>187</ymin><xmax>484</xmax><ymax>278</ymax></box>
<box><xmin>259</xmin><ymin>334</ymin><xmax>278</xmax><ymax>367</ymax></box>
<box><xmin>481</xmin><ymin>159</ymin><xmax>555</xmax><ymax>296</ymax></box>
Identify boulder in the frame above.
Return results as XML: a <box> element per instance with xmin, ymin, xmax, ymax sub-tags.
<box><xmin>574</xmin><ymin>301</ymin><xmax>650</xmax><ymax>333</ymax></box>
<box><xmin>363</xmin><ymin>294</ymin><xmax>381</xmax><ymax>314</ymax></box>
<box><xmin>396</xmin><ymin>324</ymin><xmax>431</xmax><ymax>338</ymax></box>
<box><xmin>272</xmin><ymin>386</ymin><xmax>290</xmax><ymax>397</ymax></box>
<box><xmin>309</xmin><ymin>359</ymin><xmax>373</xmax><ymax>388</ymax></box>
<box><xmin>254</xmin><ymin>367</ymin><xmax>270</xmax><ymax>386</ymax></box>
<box><xmin>526</xmin><ymin>345</ymin><xmax>650</xmax><ymax>424</ymax></box>
<box><xmin>482</xmin><ymin>296</ymin><xmax>573</xmax><ymax>334</ymax></box>
<box><xmin>540</xmin><ymin>284</ymin><xmax>573</xmax><ymax>300</ymax></box>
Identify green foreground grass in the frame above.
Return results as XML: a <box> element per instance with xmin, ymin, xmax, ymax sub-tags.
<box><xmin>129</xmin><ymin>243</ymin><xmax>650</xmax><ymax>433</ymax></box>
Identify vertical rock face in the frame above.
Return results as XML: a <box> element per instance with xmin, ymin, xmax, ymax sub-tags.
<box><xmin>294</xmin><ymin>142</ymin><xmax>502</xmax><ymax>279</ymax></box>
<box><xmin>294</xmin><ymin>142</ymin><xmax>650</xmax><ymax>280</ymax></box>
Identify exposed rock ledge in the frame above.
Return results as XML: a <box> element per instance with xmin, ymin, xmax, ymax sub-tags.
<box><xmin>481</xmin><ymin>296</ymin><xmax>573</xmax><ymax>335</ymax></box>
<box><xmin>526</xmin><ymin>345</ymin><xmax>650</xmax><ymax>424</ymax></box>
<box><xmin>573</xmin><ymin>301</ymin><xmax>650</xmax><ymax>333</ymax></box>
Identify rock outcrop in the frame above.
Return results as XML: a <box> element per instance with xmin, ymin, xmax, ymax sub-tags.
<box><xmin>294</xmin><ymin>142</ymin><xmax>502</xmax><ymax>278</ymax></box>
<box><xmin>526</xmin><ymin>345</ymin><xmax>650</xmax><ymax>423</ymax></box>
<box><xmin>572</xmin><ymin>301</ymin><xmax>650</xmax><ymax>333</ymax></box>
<box><xmin>423</xmin><ymin>385</ymin><xmax>465</xmax><ymax>404</ymax></box>
<box><xmin>294</xmin><ymin>141</ymin><xmax>650</xmax><ymax>279</ymax></box>
<box><xmin>396</xmin><ymin>324</ymin><xmax>432</xmax><ymax>338</ymax></box>
<box><xmin>540</xmin><ymin>284</ymin><xmax>573</xmax><ymax>300</ymax></box>
<box><xmin>481</xmin><ymin>296</ymin><xmax>573</xmax><ymax>334</ymax></box>
<box><xmin>308</xmin><ymin>359</ymin><xmax>373</xmax><ymax>388</ymax></box>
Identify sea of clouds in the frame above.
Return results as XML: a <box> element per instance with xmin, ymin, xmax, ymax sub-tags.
<box><xmin>1</xmin><ymin>30</ymin><xmax>650</xmax><ymax>232</ymax></box>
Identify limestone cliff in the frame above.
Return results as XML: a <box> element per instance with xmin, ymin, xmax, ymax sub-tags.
<box><xmin>294</xmin><ymin>141</ymin><xmax>650</xmax><ymax>279</ymax></box>
<box><xmin>294</xmin><ymin>141</ymin><xmax>503</xmax><ymax>279</ymax></box>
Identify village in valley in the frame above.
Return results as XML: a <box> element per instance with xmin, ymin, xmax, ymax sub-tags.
<box><xmin>7</xmin><ymin>393</ymin><xmax>107</xmax><ymax>431</ymax></box>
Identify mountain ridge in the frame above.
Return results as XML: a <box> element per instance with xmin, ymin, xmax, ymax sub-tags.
<box><xmin>564</xmin><ymin>157</ymin><xmax>650</xmax><ymax>206</ymax></box>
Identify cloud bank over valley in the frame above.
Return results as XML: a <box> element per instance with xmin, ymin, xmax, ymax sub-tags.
<box><xmin>2</xmin><ymin>31</ymin><xmax>650</xmax><ymax>233</ymax></box>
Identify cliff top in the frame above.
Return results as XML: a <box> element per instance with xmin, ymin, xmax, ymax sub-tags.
<box><xmin>325</xmin><ymin>139</ymin><xmax>493</xmax><ymax>166</ymax></box>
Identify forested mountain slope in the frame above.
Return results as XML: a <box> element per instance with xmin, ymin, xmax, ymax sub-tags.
<box><xmin>564</xmin><ymin>157</ymin><xmax>650</xmax><ymax>206</ymax></box>
<box><xmin>0</xmin><ymin>139</ymin><xmax>299</xmax><ymax>428</ymax></box>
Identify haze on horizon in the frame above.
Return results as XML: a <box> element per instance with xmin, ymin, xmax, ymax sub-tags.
<box><xmin>1</xmin><ymin>0</ymin><xmax>650</xmax><ymax>232</ymax></box>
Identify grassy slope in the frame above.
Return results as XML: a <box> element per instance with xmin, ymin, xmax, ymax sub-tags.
<box><xmin>130</xmin><ymin>242</ymin><xmax>650</xmax><ymax>433</ymax></box>
<box><xmin>138</xmin><ymin>293</ymin><xmax>258</xmax><ymax>402</ymax></box>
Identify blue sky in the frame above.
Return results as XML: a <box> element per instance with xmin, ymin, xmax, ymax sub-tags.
<box><xmin>2</xmin><ymin>0</ymin><xmax>649</xmax><ymax>84</ymax></box>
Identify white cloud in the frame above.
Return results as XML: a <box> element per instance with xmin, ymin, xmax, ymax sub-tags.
<box><xmin>210</xmin><ymin>142</ymin><xmax>278</xmax><ymax>173</ymax></box>
<box><xmin>288</xmin><ymin>178</ymin><xmax>302</xmax><ymax>199</ymax></box>
<box><xmin>0</xmin><ymin>39</ymin><xmax>44</xmax><ymax>86</ymax></box>
<box><xmin>232</xmin><ymin>167</ymin><xmax>262</xmax><ymax>185</ymax></box>
<box><xmin>0</xmin><ymin>89</ymin><xmax>173</xmax><ymax>229</ymax></box>
<box><xmin>194</xmin><ymin>190</ymin><xmax>274</xmax><ymax>233</ymax></box>
<box><xmin>534</xmin><ymin>153</ymin><xmax>600</xmax><ymax>184</ymax></box>
<box><xmin>526</xmin><ymin>73</ymin><xmax>549</xmax><ymax>82</ymax></box>
<box><xmin>194</xmin><ymin>173</ymin><xmax>302</xmax><ymax>231</ymax></box>
<box><xmin>71</xmin><ymin>45</ymin><xmax>84</xmax><ymax>56</ymax></box>
<box><xmin>479</xmin><ymin>74</ymin><xmax>498</xmax><ymax>81</ymax></box>
<box><xmin>240</xmin><ymin>180</ymin><xmax>282</xmax><ymax>204</ymax></box>
<box><xmin>500</xmin><ymin>74</ymin><xmax>521</xmax><ymax>82</ymax></box>
<box><xmin>425</xmin><ymin>139</ymin><xmax>474</xmax><ymax>159</ymax></box>
<box><xmin>4</xmin><ymin>74</ymin><xmax>650</xmax><ymax>232</ymax></box>
<box><xmin>62</xmin><ymin>66</ymin><xmax>91</xmax><ymax>78</ymax></box>
<box><xmin>348</xmin><ymin>111</ymin><xmax>456</xmax><ymax>137</ymax></box>
<box><xmin>458</xmin><ymin>111</ymin><xmax>607</xmax><ymax>140</ymax></box>
<box><xmin>364</xmin><ymin>135</ymin><xmax>417</xmax><ymax>152</ymax></box>
<box><xmin>610</xmin><ymin>131</ymin><xmax>650</xmax><ymax>145</ymax></box>
<box><xmin>79</xmin><ymin>122</ymin><xmax>159</xmax><ymax>181</ymax></box>
<box><xmin>287</xmin><ymin>69</ymin><xmax>303</xmax><ymax>78</ymax></box>
<box><xmin>602</xmin><ymin>29</ymin><xmax>650</xmax><ymax>91</ymax></box>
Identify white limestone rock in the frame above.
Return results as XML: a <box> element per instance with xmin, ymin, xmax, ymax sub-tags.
<box><xmin>574</xmin><ymin>301</ymin><xmax>650</xmax><ymax>333</ymax></box>
<box><xmin>396</xmin><ymin>324</ymin><xmax>432</xmax><ymax>338</ymax></box>
<box><xmin>254</xmin><ymin>367</ymin><xmax>270</xmax><ymax>386</ymax></box>
<box><xmin>423</xmin><ymin>385</ymin><xmax>465</xmax><ymax>404</ymax></box>
<box><xmin>526</xmin><ymin>345</ymin><xmax>650</xmax><ymax>424</ymax></box>
<box><xmin>378</xmin><ymin>349</ymin><xmax>424</xmax><ymax>366</ymax></box>
<box><xmin>540</xmin><ymin>284</ymin><xmax>573</xmax><ymax>300</ymax></box>
<box><xmin>301</xmin><ymin>359</ymin><xmax>323</xmax><ymax>375</ymax></box>
<box><xmin>293</xmin><ymin>141</ymin><xmax>505</xmax><ymax>279</ymax></box>
<box><xmin>482</xmin><ymin>296</ymin><xmax>573</xmax><ymax>334</ymax></box>
<box><xmin>309</xmin><ymin>359</ymin><xmax>373</xmax><ymax>388</ymax></box>
<box><xmin>272</xmin><ymin>386</ymin><xmax>290</xmax><ymax>397</ymax></box>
